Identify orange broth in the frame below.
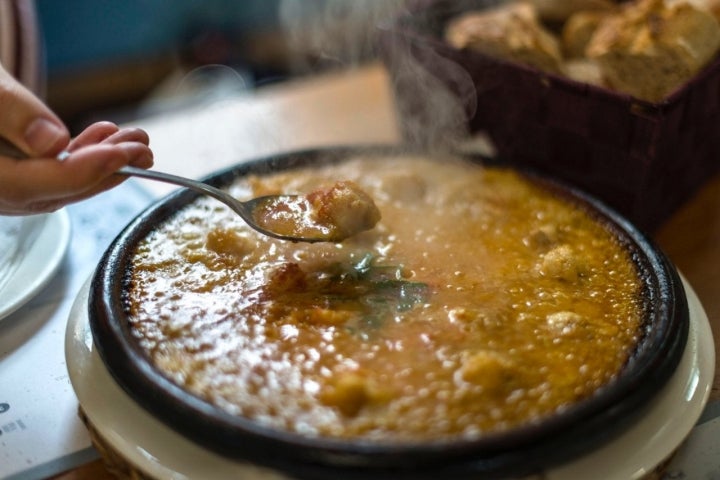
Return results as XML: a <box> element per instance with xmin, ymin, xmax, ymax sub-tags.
<box><xmin>126</xmin><ymin>154</ymin><xmax>643</xmax><ymax>442</ymax></box>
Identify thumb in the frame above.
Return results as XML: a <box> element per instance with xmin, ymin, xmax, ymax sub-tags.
<box><xmin>0</xmin><ymin>62</ymin><xmax>70</xmax><ymax>157</ymax></box>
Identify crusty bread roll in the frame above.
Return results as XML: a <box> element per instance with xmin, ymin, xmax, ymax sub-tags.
<box><xmin>701</xmin><ymin>0</ymin><xmax>720</xmax><ymax>18</ymax></box>
<box><xmin>562</xmin><ymin>9</ymin><xmax>615</xmax><ymax>58</ymax></box>
<box><xmin>527</xmin><ymin>0</ymin><xmax>617</xmax><ymax>23</ymax></box>
<box><xmin>444</xmin><ymin>0</ymin><xmax>720</xmax><ymax>102</ymax></box>
<box><xmin>674</xmin><ymin>0</ymin><xmax>720</xmax><ymax>21</ymax></box>
<box><xmin>562</xmin><ymin>58</ymin><xmax>606</xmax><ymax>86</ymax></box>
<box><xmin>586</xmin><ymin>0</ymin><xmax>720</xmax><ymax>101</ymax></box>
<box><xmin>445</xmin><ymin>2</ymin><xmax>563</xmax><ymax>74</ymax></box>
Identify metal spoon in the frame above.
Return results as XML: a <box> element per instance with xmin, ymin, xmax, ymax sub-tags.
<box><xmin>0</xmin><ymin>137</ymin><xmax>342</xmax><ymax>243</ymax></box>
<box><xmin>116</xmin><ymin>165</ymin><xmax>346</xmax><ymax>243</ymax></box>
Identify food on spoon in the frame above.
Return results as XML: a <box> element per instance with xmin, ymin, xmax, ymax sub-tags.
<box><xmin>252</xmin><ymin>180</ymin><xmax>380</xmax><ymax>242</ymax></box>
<box><xmin>306</xmin><ymin>180</ymin><xmax>381</xmax><ymax>240</ymax></box>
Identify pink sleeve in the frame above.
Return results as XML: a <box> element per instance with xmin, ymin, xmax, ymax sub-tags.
<box><xmin>0</xmin><ymin>0</ymin><xmax>42</xmax><ymax>95</ymax></box>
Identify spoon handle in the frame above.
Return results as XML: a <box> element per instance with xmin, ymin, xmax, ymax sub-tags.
<box><xmin>116</xmin><ymin>166</ymin><xmax>253</xmax><ymax>221</ymax></box>
<box><xmin>118</xmin><ymin>166</ymin><xmax>216</xmax><ymax>195</ymax></box>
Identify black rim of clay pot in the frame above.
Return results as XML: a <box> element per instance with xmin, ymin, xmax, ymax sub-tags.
<box><xmin>89</xmin><ymin>146</ymin><xmax>688</xmax><ymax>480</ymax></box>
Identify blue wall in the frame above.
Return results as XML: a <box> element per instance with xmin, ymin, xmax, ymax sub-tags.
<box><xmin>36</xmin><ymin>0</ymin><xmax>280</xmax><ymax>75</ymax></box>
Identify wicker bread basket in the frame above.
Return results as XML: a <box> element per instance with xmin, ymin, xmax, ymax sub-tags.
<box><xmin>378</xmin><ymin>0</ymin><xmax>720</xmax><ymax>231</ymax></box>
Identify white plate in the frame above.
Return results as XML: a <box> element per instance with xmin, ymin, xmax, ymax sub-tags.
<box><xmin>0</xmin><ymin>209</ymin><xmax>71</xmax><ymax>321</ymax></box>
<box><xmin>65</xmin><ymin>276</ymin><xmax>715</xmax><ymax>480</ymax></box>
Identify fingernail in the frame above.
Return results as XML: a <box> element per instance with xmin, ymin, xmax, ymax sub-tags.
<box><xmin>24</xmin><ymin>118</ymin><xmax>68</xmax><ymax>155</ymax></box>
<box><xmin>118</xmin><ymin>142</ymin><xmax>154</xmax><ymax>168</ymax></box>
<box><xmin>134</xmin><ymin>151</ymin><xmax>154</xmax><ymax>169</ymax></box>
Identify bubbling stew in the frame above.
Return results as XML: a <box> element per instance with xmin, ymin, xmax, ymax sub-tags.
<box><xmin>125</xmin><ymin>154</ymin><xmax>643</xmax><ymax>442</ymax></box>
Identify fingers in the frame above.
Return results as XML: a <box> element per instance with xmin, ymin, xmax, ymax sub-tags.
<box><xmin>67</xmin><ymin>121</ymin><xmax>120</xmax><ymax>151</ymax></box>
<box><xmin>0</xmin><ymin>64</ymin><xmax>70</xmax><ymax>157</ymax></box>
<box><xmin>35</xmin><ymin>142</ymin><xmax>153</xmax><ymax>209</ymax></box>
<box><xmin>101</xmin><ymin>126</ymin><xmax>150</xmax><ymax>146</ymax></box>
<box><xmin>68</xmin><ymin>123</ymin><xmax>150</xmax><ymax>153</ymax></box>
<box><xmin>0</xmin><ymin>141</ymin><xmax>153</xmax><ymax>215</ymax></box>
<box><xmin>0</xmin><ymin>64</ymin><xmax>155</xmax><ymax>214</ymax></box>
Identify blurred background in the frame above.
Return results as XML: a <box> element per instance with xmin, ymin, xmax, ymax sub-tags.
<box><xmin>36</xmin><ymin>0</ymin><xmax>285</xmax><ymax>132</ymax></box>
<box><xmin>34</xmin><ymin>0</ymin><xmax>404</xmax><ymax>134</ymax></box>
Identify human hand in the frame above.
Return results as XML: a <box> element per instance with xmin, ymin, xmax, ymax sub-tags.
<box><xmin>0</xmin><ymin>121</ymin><xmax>154</xmax><ymax>215</ymax></box>
<box><xmin>0</xmin><ymin>62</ymin><xmax>69</xmax><ymax>158</ymax></box>
<box><xmin>0</xmin><ymin>61</ymin><xmax>153</xmax><ymax>215</ymax></box>
<box><xmin>0</xmin><ymin>61</ymin><xmax>152</xmax><ymax>215</ymax></box>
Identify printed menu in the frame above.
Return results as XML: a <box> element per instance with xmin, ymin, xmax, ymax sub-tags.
<box><xmin>0</xmin><ymin>180</ymin><xmax>155</xmax><ymax>480</ymax></box>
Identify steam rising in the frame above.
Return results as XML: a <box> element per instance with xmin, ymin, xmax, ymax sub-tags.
<box><xmin>278</xmin><ymin>0</ymin><xmax>500</xmax><ymax>150</ymax></box>
<box><xmin>279</xmin><ymin>1</ymin><xmax>407</xmax><ymax>70</ymax></box>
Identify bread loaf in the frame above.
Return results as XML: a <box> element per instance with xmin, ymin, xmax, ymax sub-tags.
<box><xmin>445</xmin><ymin>2</ymin><xmax>563</xmax><ymax>74</ymax></box>
<box><xmin>562</xmin><ymin>10</ymin><xmax>615</xmax><ymax>58</ymax></box>
<box><xmin>527</xmin><ymin>0</ymin><xmax>617</xmax><ymax>23</ymax></box>
<box><xmin>676</xmin><ymin>0</ymin><xmax>720</xmax><ymax>21</ymax></box>
<box><xmin>562</xmin><ymin>58</ymin><xmax>606</xmax><ymax>86</ymax></box>
<box><xmin>445</xmin><ymin>0</ymin><xmax>720</xmax><ymax>102</ymax></box>
<box><xmin>586</xmin><ymin>0</ymin><xmax>720</xmax><ymax>101</ymax></box>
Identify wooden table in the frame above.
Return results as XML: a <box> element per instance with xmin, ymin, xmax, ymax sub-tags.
<box><xmin>52</xmin><ymin>63</ymin><xmax>719</xmax><ymax>480</ymax></box>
